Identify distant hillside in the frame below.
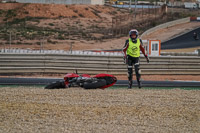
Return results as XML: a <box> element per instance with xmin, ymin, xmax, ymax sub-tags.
<box><xmin>0</xmin><ymin>3</ymin><xmax>124</xmax><ymax>21</ymax></box>
<box><xmin>0</xmin><ymin>3</ymin><xmax>197</xmax><ymax>51</ymax></box>
<box><xmin>0</xmin><ymin>3</ymin><xmax>129</xmax><ymax>50</ymax></box>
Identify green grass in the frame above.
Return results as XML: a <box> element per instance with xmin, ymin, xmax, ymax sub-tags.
<box><xmin>0</xmin><ymin>85</ymin><xmax>45</xmax><ymax>88</ymax></box>
<box><xmin>144</xmin><ymin>87</ymin><xmax>200</xmax><ymax>90</ymax></box>
<box><xmin>108</xmin><ymin>86</ymin><xmax>200</xmax><ymax>90</ymax></box>
<box><xmin>0</xmin><ymin>85</ymin><xmax>199</xmax><ymax>90</ymax></box>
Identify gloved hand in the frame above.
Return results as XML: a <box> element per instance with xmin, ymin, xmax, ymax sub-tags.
<box><xmin>123</xmin><ymin>56</ymin><xmax>127</xmax><ymax>64</ymax></box>
<box><xmin>145</xmin><ymin>55</ymin><xmax>150</xmax><ymax>63</ymax></box>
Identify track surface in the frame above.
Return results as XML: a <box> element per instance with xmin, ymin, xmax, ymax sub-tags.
<box><xmin>161</xmin><ymin>27</ymin><xmax>200</xmax><ymax>49</ymax></box>
<box><xmin>1</xmin><ymin>77</ymin><xmax>200</xmax><ymax>87</ymax></box>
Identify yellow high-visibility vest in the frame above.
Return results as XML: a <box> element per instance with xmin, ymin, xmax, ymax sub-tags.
<box><xmin>127</xmin><ymin>38</ymin><xmax>140</xmax><ymax>57</ymax></box>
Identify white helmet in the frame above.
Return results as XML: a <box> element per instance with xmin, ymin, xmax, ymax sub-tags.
<box><xmin>129</xmin><ymin>29</ymin><xmax>139</xmax><ymax>41</ymax></box>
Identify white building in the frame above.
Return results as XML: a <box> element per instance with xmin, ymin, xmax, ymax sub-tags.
<box><xmin>16</xmin><ymin>0</ymin><xmax>104</xmax><ymax>5</ymax></box>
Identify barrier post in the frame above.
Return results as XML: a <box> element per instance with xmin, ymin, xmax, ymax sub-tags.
<box><xmin>198</xmin><ymin>49</ymin><xmax>200</xmax><ymax>56</ymax></box>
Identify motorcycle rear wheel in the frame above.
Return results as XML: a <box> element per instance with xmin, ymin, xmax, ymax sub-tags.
<box><xmin>44</xmin><ymin>80</ymin><xmax>66</xmax><ymax>89</ymax></box>
<box><xmin>83</xmin><ymin>79</ymin><xmax>106</xmax><ymax>89</ymax></box>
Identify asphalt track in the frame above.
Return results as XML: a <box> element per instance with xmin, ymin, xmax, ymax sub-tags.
<box><xmin>0</xmin><ymin>77</ymin><xmax>200</xmax><ymax>87</ymax></box>
<box><xmin>161</xmin><ymin>27</ymin><xmax>200</xmax><ymax>50</ymax></box>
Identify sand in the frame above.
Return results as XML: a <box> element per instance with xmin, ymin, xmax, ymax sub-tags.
<box><xmin>0</xmin><ymin>86</ymin><xmax>199</xmax><ymax>133</ymax></box>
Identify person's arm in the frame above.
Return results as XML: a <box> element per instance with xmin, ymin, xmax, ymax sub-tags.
<box><xmin>139</xmin><ymin>39</ymin><xmax>149</xmax><ymax>63</ymax></box>
<box><xmin>122</xmin><ymin>40</ymin><xmax>129</xmax><ymax>64</ymax></box>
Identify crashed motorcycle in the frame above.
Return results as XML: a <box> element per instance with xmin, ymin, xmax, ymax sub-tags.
<box><xmin>44</xmin><ymin>73</ymin><xmax>117</xmax><ymax>89</ymax></box>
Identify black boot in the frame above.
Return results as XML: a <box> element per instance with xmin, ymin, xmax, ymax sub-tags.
<box><xmin>137</xmin><ymin>78</ymin><xmax>142</xmax><ymax>88</ymax></box>
<box><xmin>127</xmin><ymin>63</ymin><xmax>133</xmax><ymax>89</ymax></box>
<box><xmin>138</xmin><ymin>81</ymin><xmax>141</xmax><ymax>88</ymax></box>
<box><xmin>128</xmin><ymin>80</ymin><xmax>132</xmax><ymax>89</ymax></box>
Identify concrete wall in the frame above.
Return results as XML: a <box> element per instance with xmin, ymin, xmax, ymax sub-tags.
<box><xmin>16</xmin><ymin>0</ymin><xmax>104</xmax><ymax>5</ymax></box>
<box><xmin>91</xmin><ymin>0</ymin><xmax>104</xmax><ymax>5</ymax></box>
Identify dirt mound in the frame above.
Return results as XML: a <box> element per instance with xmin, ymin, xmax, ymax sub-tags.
<box><xmin>0</xmin><ymin>3</ymin><xmax>24</xmax><ymax>10</ymax></box>
<box><xmin>17</xmin><ymin>4</ymin><xmax>97</xmax><ymax>19</ymax></box>
<box><xmin>0</xmin><ymin>3</ymin><xmax>126</xmax><ymax>51</ymax></box>
<box><xmin>0</xmin><ymin>3</ymin><xmax>120</xmax><ymax>19</ymax></box>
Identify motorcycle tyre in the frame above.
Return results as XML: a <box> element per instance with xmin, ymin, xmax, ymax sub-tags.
<box><xmin>194</xmin><ymin>36</ymin><xmax>199</xmax><ymax>40</ymax></box>
<box><xmin>83</xmin><ymin>79</ymin><xmax>106</xmax><ymax>89</ymax></box>
<box><xmin>44</xmin><ymin>81</ymin><xmax>66</xmax><ymax>89</ymax></box>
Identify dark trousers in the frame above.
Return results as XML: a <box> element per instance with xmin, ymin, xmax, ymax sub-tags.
<box><xmin>127</xmin><ymin>55</ymin><xmax>141</xmax><ymax>86</ymax></box>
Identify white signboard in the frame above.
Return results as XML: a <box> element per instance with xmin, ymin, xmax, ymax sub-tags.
<box><xmin>148</xmin><ymin>40</ymin><xmax>161</xmax><ymax>56</ymax></box>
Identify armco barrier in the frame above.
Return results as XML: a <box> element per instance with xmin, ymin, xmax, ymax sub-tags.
<box><xmin>190</xmin><ymin>17</ymin><xmax>200</xmax><ymax>21</ymax></box>
<box><xmin>0</xmin><ymin>53</ymin><xmax>200</xmax><ymax>75</ymax></box>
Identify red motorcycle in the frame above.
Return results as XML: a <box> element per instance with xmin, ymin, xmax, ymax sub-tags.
<box><xmin>44</xmin><ymin>73</ymin><xmax>117</xmax><ymax>89</ymax></box>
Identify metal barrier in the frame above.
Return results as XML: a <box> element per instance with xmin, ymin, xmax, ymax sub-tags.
<box><xmin>0</xmin><ymin>53</ymin><xmax>200</xmax><ymax>75</ymax></box>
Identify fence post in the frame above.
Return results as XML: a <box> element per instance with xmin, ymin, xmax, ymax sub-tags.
<box><xmin>198</xmin><ymin>49</ymin><xmax>200</xmax><ymax>56</ymax></box>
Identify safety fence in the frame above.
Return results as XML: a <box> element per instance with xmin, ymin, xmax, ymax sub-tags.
<box><xmin>1</xmin><ymin>53</ymin><xmax>200</xmax><ymax>75</ymax></box>
<box><xmin>0</xmin><ymin>48</ymin><xmax>199</xmax><ymax>56</ymax></box>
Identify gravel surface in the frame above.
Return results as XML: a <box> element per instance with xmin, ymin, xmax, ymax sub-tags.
<box><xmin>0</xmin><ymin>87</ymin><xmax>200</xmax><ymax>133</ymax></box>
